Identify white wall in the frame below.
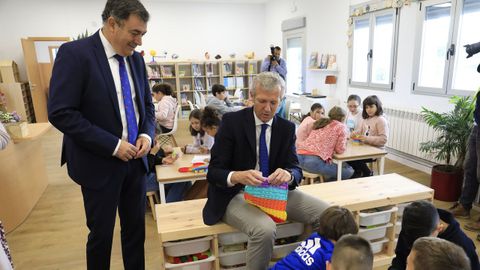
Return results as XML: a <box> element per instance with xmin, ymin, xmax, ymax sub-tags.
<box><xmin>0</xmin><ymin>0</ymin><xmax>266</xmax><ymax>82</ymax></box>
<box><xmin>264</xmin><ymin>0</ymin><xmax>454</xmax><ymax>113</ymax></box>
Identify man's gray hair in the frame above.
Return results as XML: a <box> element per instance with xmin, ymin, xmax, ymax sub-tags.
<box><xmin>249</xmin><ymin>72</ymin><xmax>285</xmax><ymax>98</ymax></box>
<box><xmin>102</xmin><ymin>0</ymin><xmax>150</xmax><ymax>24</ymax></box>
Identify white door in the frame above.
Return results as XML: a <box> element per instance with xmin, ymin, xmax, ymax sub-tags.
<box><xmin>283</xmin><ymin>29</ymin><xmax>306</xmax><ymax>94</ymax></box>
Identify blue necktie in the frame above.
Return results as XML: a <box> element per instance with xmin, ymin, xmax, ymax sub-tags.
<box><xmin>114</xmin><ymin>54</ymin><xmax>138</xmax><ymax>145</ymax></box>
<box><xmin>259</xmin><ymin>123</ymin><xmax>269</xmax><ymax>177</ymax></box>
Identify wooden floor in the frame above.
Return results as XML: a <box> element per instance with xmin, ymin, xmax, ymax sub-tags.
<box><xmin>5</xmin><ymin>124</ymin><xmax>480</xmax><ymax>270</ymax></box>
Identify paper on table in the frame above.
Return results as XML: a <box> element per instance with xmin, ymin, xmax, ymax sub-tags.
<box><xmin>192</xmin><ymin>155</ymin><xmax>210</xmax><ymax>164</ymax></box>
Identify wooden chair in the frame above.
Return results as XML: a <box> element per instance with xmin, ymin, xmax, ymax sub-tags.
<box><xmin>156</xmin><ymin>104</ymin><xmax>181</xmax><ymax>147</ymax></box>
<box><xmin>146</xmin><ymin>191</ymin><xmax>160</xmax><ymax>220</ymax></box>
<box><xmin>302</xmin><ymin>170</ymin><xmax>325</xmax><ymax>185</ymax></box>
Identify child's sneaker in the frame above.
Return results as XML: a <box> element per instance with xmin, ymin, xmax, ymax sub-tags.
<box><xmin>449</xmin><ymin>202</ymin><xmax>470</xmax><ymax>219</ymax></box>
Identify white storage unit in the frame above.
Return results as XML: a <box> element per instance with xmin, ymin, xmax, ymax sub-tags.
<box><xmin>272</xmin><ymin>242</ymin><xmax>301</xmax><ymax>259</ymax></box>
<box><xmin>359</xmin><ymin>207</ymin><xmax>397</xmax><ymax>227</ymax></box>
<box><xmin>397</xmin><ymin>202</ymin><xmax>411</xmax><ymax>217</ymax></box>
<box><xmin>218</xmin><ymin>232</ymin><xmax>248</xmax><ymax>246</ymax></box>
<box><xmin>370</xmin><ymin>238</ymin><xmax>389</xmax><ymax>254</ymax></box>
<box><xmin>164</xmin><ymin>236</ymin><xmax>212</xmax><ymax>257</ymax></box>
<box><xmin>395</xmin><ymin>221</ymin><xmax>402</xmax><ymax>236</ymax></box>
<box><xmin>219</xmin><ymin>250</ymin><xmax>246</xmax><ymax>268</ymax></box>
<box><xmin>165</xmin><ymin>255</ymin><xmax>216</xmax><ymax>270</ymax></box>
<box><xmin>359</xmin><ymin>224</ymin><xmax>393</xmax><ymax>241</ymax></box>
<box><xmin>276</xmin><ymin>222</ymin><xmax>304</xmax><ymax>239</ymax></box>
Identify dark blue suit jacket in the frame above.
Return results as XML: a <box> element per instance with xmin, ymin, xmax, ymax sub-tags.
<box><xmin>202</xmin><ymin>107</ymin><xmax>302</xmax><ymax>225</ymax></box>
<box><xmin>48</xmin><ymin>31</ymin><xmax>155</xmax><ymax>190</ymax></box>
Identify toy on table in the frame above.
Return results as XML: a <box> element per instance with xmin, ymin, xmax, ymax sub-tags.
<box><xmin>178</xmin><ymin>162</ymin><xmax>208</xmax><ymax>173</ymax></box>
<box><xmin>244</xmin><ymin>179</ymin><xmax>288</xmax><ymax>223</ymax></box>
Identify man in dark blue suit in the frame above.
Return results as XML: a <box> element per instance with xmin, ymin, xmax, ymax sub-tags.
<box><xmin>203</xmin><ymin>72</ymin><xmax>330</xmax><ymax>269</ymax></box>
<box><xmin>47</xmin><ymin>1</ymin><xmax>154</xmax><ymax>269</ymax></box>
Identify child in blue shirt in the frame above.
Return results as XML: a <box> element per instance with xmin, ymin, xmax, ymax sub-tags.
<box><xmin>270</xmin><ymin>206</ymin><xmax>358</xmax><ymax>270</ymax></box>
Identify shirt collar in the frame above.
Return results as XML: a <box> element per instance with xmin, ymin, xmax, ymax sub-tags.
<box><xmin>99</xmin><ymin>29</ymin><xmax>119</xmax><ymax>60</ymax></box>
<box><xmin>253</xmin><ymin>109</ymin><xmax>274</xmax><ymax>127</ymax></box>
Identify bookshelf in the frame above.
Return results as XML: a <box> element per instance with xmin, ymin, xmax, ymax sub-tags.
<box><xmin>147</xmin><ymin>59</ymin><xmax>262</xmax><ymax>117</ymax></box>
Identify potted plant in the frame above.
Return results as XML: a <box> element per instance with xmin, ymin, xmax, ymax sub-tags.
<box><xmin>419</xmin><ymin>95</ymin><xmax>476</xmax><ymax>201</ymax></box>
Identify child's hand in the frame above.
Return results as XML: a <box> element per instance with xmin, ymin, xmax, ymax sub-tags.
<box><xmin>162</xmin><ymin>155</ymin><xmax>178</xmax><ymax>165</ymax></box>
<box><xmin>181</xmin><ymin>145</ymin><xmax>187</xmax><ymax>154</ymax></box>
<box><xmin>357</xmin><ymin>135</ymin><xmax>367</xmax><ymax>142</ymax></box>
<box><xmin>199</xmin><ymin>146</ymin><xmax>209</xmax><ymax>154</ymax></box>
<box><xmin>162</xmin><ymin>145</ymin><xmax>173</xmax><ymax>154</ymax></box>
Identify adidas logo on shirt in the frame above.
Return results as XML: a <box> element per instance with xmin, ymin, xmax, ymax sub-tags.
<box><xmin>294</xmin><ymin>237</ymin><xmax>322</xmax><ymax>266</ymax></box>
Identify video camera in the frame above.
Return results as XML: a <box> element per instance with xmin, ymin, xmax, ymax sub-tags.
<box><xmin>464</xmin><ymin>41</ymin><xmax>480</xmax><ymax>73</ymax></box>
<box><xmin>270</xmin><ymin>45</ymin><xmax>278</xmax><ymax>62</ymax></box>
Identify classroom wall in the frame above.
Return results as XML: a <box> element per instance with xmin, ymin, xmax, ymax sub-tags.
<box><xmin>264</xmin><ymin>0</ymin><xmax>454</xmax><ymax>113</ymax></box>
<box><xmin>0</xmin><ymin>0</ymin><xmax>266</xmax><ymax>82</ymax></box>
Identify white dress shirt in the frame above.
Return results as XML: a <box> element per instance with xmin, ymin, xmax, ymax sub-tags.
<box><xmin>99</xmin><ymin>30</ymin><xmax>151</xmax><ymax>155</ymax></box>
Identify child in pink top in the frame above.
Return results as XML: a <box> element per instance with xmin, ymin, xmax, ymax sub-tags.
<box><xmin>152</xmin><ymin>83</ymin><xmax>177</xmax><ymax>134</ymax></box>
<box><xmin>296</xmin><ymin>103</ymin><xmax>325</xmax><ymax>148</ymax></box>
<box><xmin>349</xmin><ymin>95</ymin><xmax>389</xmax><ymax>177</ymax></box>
<box><xmin>297</xmin><ymin>106</ymin><xmax>354</xmax><ymax>181</ymax></box>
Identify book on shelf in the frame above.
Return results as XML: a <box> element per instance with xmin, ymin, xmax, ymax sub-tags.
<box><xmin>236</xmin><ymin>65</ymin><xmax>245</xmax><ymax>75</ymax></box>
<box><xmin>309</xmin><ymin>52</ymin><xmax>318</xmax><ymax>68</ymax></box>
<box><xmin>193</xmin><ymin>64</ymin><xmax>202</xmax><ymax>76</ymax></box>
<box><xmin>206</xmin><ymin>63</ymin><xmax>213</xmax><ymax>76</ymax></box>
<box><xmin>194</xmin><ymin>78</ymin><xmax>204</xmax><ymax>90</ymax></box>
<box><xmin>223</xmin><ymin>77</ymin><xmax>236</xmax><ymax>90</ymax></box>
<box><xmin>207</xmin><ymin>77</ymin><xmax>213</xmax><ymax>90</ymax></box>
<box><xmin>235</xmin><ymin>77</ymin><xmax>244</xmax><ymax>89</ymax></box>
<box><xmin>161</xmin><ymin>66</ymin><xmax>174</xmax><ymax>77</ymax></box>
<box><xmin>248</xmin><ymin>63</ymin><xmax>256</xmax><ymax>74</ymax></box>
<box><xmin>181</xmin><ymin>93</ymin><xmax>188</xmax><ymax>105</ymax></box>
<box><xmin>223</xmin><ymin>62</ymin><xmax>232</xmax><ymax>75</ymax></box>
<box><xmin>319</xmin><ymin>54</ymin><xmax>328</xmax><ymax>69</ymax></box>
<box><xmin>327</xmin><ymin>54</ymin><xmax>337</xmax><ymax>70</ymax></box>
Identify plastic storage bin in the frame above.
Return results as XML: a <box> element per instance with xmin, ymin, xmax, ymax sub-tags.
<box><xmin>397</xmin><ymin>202</ymin><xmax>411</xmax><ymax>217</ymax></box>
<box><xmin>219</xmin><ymin>250</ymin><xmax>246</xmax><ymax>267</ymax></box>
<box><xmin>272</xmin><ymin>242</ymin><xmax>300</xmax><ymax>259</ymax></box>
<box><xmin>358</xmin><ymin>224</ymin><xmax>393</xmax><ymax>241</ymax></box>
<box><xmin>359</xmin><ymin>207</ymin><xmax>397</xmax><ymax>227</ymax></box>
<box><xmin>395</xmin><ymin>221</ymin><xmax>402</xmax><ymax>236</ymax></box>
<box><xmin>220</xmin><ymin>267</ymin><xmax>246</xmax><ymax>270</ymax></box>
<box><xmin>276</xmin><ymin>222</ymin><xmax>304</xmax><ymax>239</ymax></box>
<box><xmin>165</xmin><ymin>255</ymin><xmax>215</xmax><ymax>270</ymax></box>
<box><xmin>370</xmin><ymin>238</ymin><xmax>389</xmax><ymax>254</ymax></box>
<box><xmin>218</xmin><ymin>232</ymin><xmax>248</xmax><ymax>246</ymax></box>
<box><xmin>164</xmin><ymin>236</ymin><xmax>212</xmax><ymax>257</ymax></box>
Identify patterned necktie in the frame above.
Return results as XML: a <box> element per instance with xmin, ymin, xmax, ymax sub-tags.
<box><xmin>113</xmin><ymin>54</ymin><xmax>138</xmax><ymax>145</ymax></box>
<box><xmin>259</xmin><ymin>123</ymin><xmax>269</xmax><ymax>177</ymax></box>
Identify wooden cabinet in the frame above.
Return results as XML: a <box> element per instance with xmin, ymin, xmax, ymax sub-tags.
<box><xmin>0</xmin><ymin>82</ymin><xmax>35</xmax><ymax>123</ymax></box>
<box><xmin>146</xmin><ymin>60</ymin><xmax>262</xmax><ymax>117</ymax></box>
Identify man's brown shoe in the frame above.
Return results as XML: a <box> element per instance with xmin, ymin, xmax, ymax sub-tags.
<box><xmin>449</xmin><ymin>202</ymin><xmax>470</xmax><ymax>219</ymax></box>
<box><xmin>464</xmin><ymin>221</ymin><xmax>480</xmax><ymax>232</ymax></box>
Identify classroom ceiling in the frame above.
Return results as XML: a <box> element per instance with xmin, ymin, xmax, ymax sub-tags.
<box><xmin>154</xmin><ymin>0</ymin><xmax>268</xmax><ymax>3</ymax></box>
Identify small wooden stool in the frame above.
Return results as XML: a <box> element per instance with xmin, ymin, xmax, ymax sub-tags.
<box><xmin>146</xmin><ymin>191</ymin><xmax>160</xmax><ymax>220</ymax></box>
<box><xmin>302</xmin><ymin>171</ymin><xmax>325</xmax><ymax>185</ymax></box>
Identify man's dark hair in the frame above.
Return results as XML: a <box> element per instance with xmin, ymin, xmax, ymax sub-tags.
<box><xmin>314</xmin><ymin>206</ymin><xmax>358</xmax><ymax>241</ymax></box>
<box><xmin>101</xmin><ymin>0</ymin><xmax>149</xmax><ymax>24</ymax></box>
<box><xmin>211</xmin><ymin>84</ymin><xmax>226</xmax><ymax>97</ymax></box>
<box><xmin>331</xmin><ymin>235</ymin><xmax>373</xmax><ymax>270</ymax></box>
<box><xmin>152</xmin><ymin>83</ymin><xmax>173</xmax><ymax>96</ymax></box>
<box><xmin>274</xmin><ymin>46</ymin><xmax>281</xmax><ymax>51</ymax></box>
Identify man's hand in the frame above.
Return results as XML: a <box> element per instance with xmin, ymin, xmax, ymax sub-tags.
<box><xmin>271</xmin><ymin>59</ymin><xmax>279</xmax><ymax>67</ymax></box>
<box><xmin>231</xmin><ymin>170</ymin><xmax>264</xmax><ymax>186</ymax></box>
<box><xmin>115</xmin><ymin>140</ymin><xmax>138</xmax><ymax>162</ymax></box>
<box><xmin>268</xmin><ymin>168</ymin><xmax>291</xmax><ymax>186</ymax></box>
<box><xmin>135</xmin><ymin>137</ymin><xmax>151</xmax><ymax>159</ymax></box>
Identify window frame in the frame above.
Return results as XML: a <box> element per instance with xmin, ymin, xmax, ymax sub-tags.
<box><xmin>348</xmin><ymin>8</ymin><xmax>400</xmax><ymax>91</ymax></box>
<box><xmin>412</xmin><ymin>0</ymin><xmax>479</xmax><ymax>96</ymax></box>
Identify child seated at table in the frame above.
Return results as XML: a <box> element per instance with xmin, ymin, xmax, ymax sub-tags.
<box><xmin>345</xmin><ymin>94</ymin><xmax>363</xmax><ymax>134</ymax></box>
<box><xmin>146</xmin><ymin>139</ymin><xmax>191</xmax><ymax>203</ymax></box>
<box><xmin>270</xmin><ymin>206</ymin><xmax>358</xmax><ymax>270</ymax></box>
<box><xmin>348</xmin><ymin>95</ymin><xmax>388</xmax><ymax>177</ymax></box>
<box><xmin>183</xmin><ymin>109</ymin><xmax>214</xmax><ymax>154</ymax></box>
<box><xmin>326</xmin><ymin>235</ymin><xmax>373</xmax><ymax>270</ymax></box>
<box><xmin>389</xmin><ymin>201</ymin><xmax>479</xmax><ymax>270</ymax></box>
<box><xmin>296</xmin><ymin>103</ymin><xmax>325</xmax><ymax>148</ymax></box>
<box><xmin>297</xmin><ymin>106</ymin><xmax>354</xmax><ymax>181</ymax></box>
<box><xmin>152</xmin><ymin>83</ymin><xmax>177</xmax><ymax>134</ymax></box>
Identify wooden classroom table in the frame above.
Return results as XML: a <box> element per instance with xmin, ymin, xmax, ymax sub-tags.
<box><xmin>155</xmin><ymin>173</ymin><xmax>434</xmax><ymax>269</ymax></box>
<box><xmin>155</xmin><ymin>154</ymin><xmax>207</xmax><ymax>204</ymax></box>
<box><xmin>0</xmin><ymin>123</ymin><xmax>51</xmax><ymax>233</ymax></box>
<box><xmin>333</xmin><ymin>141</ymin><xmax>388</xmax><ymax>181</ymax></box>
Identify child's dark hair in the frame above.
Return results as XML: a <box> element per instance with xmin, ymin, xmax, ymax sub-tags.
<box><xmin>347</xmin><ymin>94</ymin><xmax>361</xmax><ymax>104</ymax></box>
<box><xmin>201</xmin><ymin>106</ymin><xmax>221</xmax><ymax>129</ymax></box>
<box><xmin>211</xmin><ymin>84</ymin><xmax>226</xmax><ymax>97</ymax></box>
<box><xmin>362</xmin><ymin>95</ymin><xmax>383</xmax><ymax>119</ymax></box>
<box><xmin>401</xmin><ymin>201</ymin><xmax>439</xmax><ymax>245</ymax></box>
<box><xmin>301</xmin><ymin>103</ymin><xmax>324</xmax><ymax>122</ymax></box>
<box><xmin>189</xmin><ymin>109</ymin><xmax>205</xmax><ymax>136</ymax></box>
<box><xmin>152</xmin><ymin>83</ymin><xmax>174</xmax><ymax>96</ymax></box>
<box><xmin>313</xmin><ymin>206</ymin><xmax>358</xmax><ymax>241</ymax></box>
<box><xmin>313</xmin><ymin>106</ymin><xmax>346</xmax><ymax>130</ymax></box>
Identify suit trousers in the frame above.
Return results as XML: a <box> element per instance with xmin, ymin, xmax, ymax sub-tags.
<box><xmin>81</xmin><ymin>158</ymin><xmax>146</xmax><ymax>270</ymax></box>
<box><xmin>222</xmin><ymin>189</ymin><xmax>330</xmax><ymax>270</ymax></box>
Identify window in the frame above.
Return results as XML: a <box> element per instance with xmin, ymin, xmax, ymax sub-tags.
<box><xmin>349</xmin><ymin>8</ymin><xmax>399</xmax><ymax>90</ymax></box>
<box><xmin>413</xmin><ymin>0</ymin><xmax>480</xmax><ymax>95</ymax></box>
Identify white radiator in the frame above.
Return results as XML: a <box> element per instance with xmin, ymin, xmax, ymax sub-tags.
<box><xmin>384</xmin><ymin>107</ymin><xmax>439</xmax><ymax>163</ymax></box>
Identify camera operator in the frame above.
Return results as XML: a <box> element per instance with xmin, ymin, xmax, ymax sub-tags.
<box><xmin>261</xmin><ymin>46</ymin><xmax>287</xmax><ymax>80</ymax></box>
